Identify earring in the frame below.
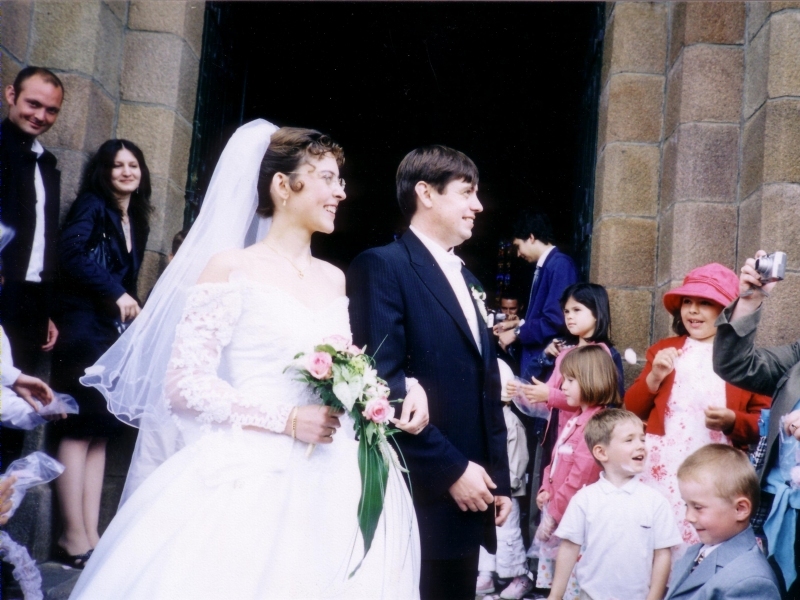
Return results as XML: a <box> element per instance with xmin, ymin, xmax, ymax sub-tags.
<box><xmin>283</xmin><ymin>199</ymin><xmax>286</xmax><ymax>207</ymax></box>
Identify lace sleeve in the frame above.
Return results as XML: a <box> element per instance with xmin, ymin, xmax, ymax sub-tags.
<box><xmin>164</xmin><ymin>283</ymin><xmax>293</xmax><ymax>433</ymax></box>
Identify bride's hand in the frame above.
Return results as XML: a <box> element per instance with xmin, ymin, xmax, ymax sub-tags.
<box><xmin>391</xmin><ymin>383</ymin><xmax>429</xmax><ymax>435</ymax></box>
<box><xmin>284</xmin><ymin>405</ymin><xmax>342</xmax><ymax>444</ymax></box>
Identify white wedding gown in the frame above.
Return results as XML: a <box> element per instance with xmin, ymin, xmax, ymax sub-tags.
<box><xmin>70</xmin><ymin>276</ymin><xmax>420</xmax><ymax>599</ymax></box>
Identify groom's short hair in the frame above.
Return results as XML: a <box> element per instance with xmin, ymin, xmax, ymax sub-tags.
<box><xmin>396</xmin><ymin>145</ymin><xmax>479</xmax><ymax>219</ymax></box>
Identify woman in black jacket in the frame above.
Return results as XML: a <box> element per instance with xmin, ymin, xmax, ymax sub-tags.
<box><xmin>51</xmin><ymin>139</ymin><xmax>151</xmax><ymax>567</ymax></box>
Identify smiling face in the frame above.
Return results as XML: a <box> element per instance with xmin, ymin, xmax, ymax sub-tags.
<box><xmin>284</xmin><ymin>153</ymin><xmax>346</xmax><ymax>234</ymax></box>
<box><xmin>680</xmin><ymin>296</ymin><xmax>723</xmax><ymax>342</ymax></box>
<box><xmin>5</xmin><ymin>75</ymin><xmax>63</xmax><ymax>137</ymax></box>
<box><xmin>563</xmin><ymin>297</ymin><xmax>597</xmax><ymax>340</ymax></box>
<box><xmin>422</xmin><ymin>178</ymin><xmax>482</xmax><ymax>248</ymax></box>
<box><xmin>679</xmin><ymin>476</ymin><xmax>748</xmax><ymax>545</ymax></box>
<box><xmin>595</xmin><ymin>419</ymin><xmax>647</xmax><ymax>478</ymax></box>
<box><xmin>110</xmin><ymin>148</ymin><xmax>142</xmax><ymax>200</ymax></box>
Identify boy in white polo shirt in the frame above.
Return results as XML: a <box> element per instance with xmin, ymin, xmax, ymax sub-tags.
<box><xmin>547</xmin><ymin>409</ymin><xmax>681</xmax><ymax>600</ymax></box>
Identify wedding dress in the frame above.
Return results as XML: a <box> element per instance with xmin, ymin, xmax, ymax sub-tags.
<box><xmin>69</xmin><ymin>275</ymin><xmax>420</xmax><ymax>599</ymax></box>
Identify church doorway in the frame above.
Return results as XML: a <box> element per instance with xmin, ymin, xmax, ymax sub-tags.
<box><xmin>187</xmin><ymin>2</ymin><xmax>605</xmax><ymax>299</ymax></box>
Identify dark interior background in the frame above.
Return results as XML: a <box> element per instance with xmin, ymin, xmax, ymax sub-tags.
<box><xmin>187</xmin><ymin>2</ymin><xmax>605</xmax><ymax>304</ymax></box>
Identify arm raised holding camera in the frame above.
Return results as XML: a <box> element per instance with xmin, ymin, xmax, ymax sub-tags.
<box><xmin>714</xmin><ymin>250</ymin><xmax>799</xmax><ymax>401</ymax></box>
<box><xmin>731</xmin><ymin>250</ymin><xmax>782</xmax><ymax>321</ymax></box>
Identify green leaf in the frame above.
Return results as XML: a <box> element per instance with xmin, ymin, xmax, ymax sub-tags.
<box><xmin>356</xmin><ymin>433</ymin><xmax>389</xmax><ymax>563</ymax></box>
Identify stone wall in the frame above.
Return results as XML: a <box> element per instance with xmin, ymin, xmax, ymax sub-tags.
<box><xmin>0</xmin><ymin>0</ymin><xmax>204</xmax><ymax>559</ymax></box>
<box><xmin>594</xmin><ymin>2</ymin><xmax>800</xmax><ymax>384</ymax></box>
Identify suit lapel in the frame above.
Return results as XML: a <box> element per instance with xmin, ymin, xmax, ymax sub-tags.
<box><xmin>463</xmin><ymin>268</ymin><xmax>491</xmax><ymax>361</ymax></box>
<box><xmin>402</xmin><ymin>231</ymin><xmax>481</xmax><ymax>357</ymax></box>
<box><xmin>670</xmin><ymin>530</ymin><xmax>755</xmax><ymax>598</ymax></box>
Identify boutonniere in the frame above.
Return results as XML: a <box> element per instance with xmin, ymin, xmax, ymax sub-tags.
<box><xmin>469</xmin><ymin>284</ymin><xmax>489</xmax><ymax>325</ymax></box>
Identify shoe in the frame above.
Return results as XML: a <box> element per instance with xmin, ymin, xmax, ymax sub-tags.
<box><xmin>53</xmin><ymin>545</ymin><xmax>92</xmax><ymax>569</ymax></box>
<box><xmin>476</xmin><ymin>572</ymin><xmax>495</xmax><ymax>595</ymax></box>
<box><xmin>499</xmin><ymin>575</ymin><xmax>535</xmax><ymax>599</ymax></box>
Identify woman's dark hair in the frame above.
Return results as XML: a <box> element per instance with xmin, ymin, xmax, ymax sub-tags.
<box><xmin>395</xmin><ymin>145</ymin><xmax>479</xmax><ymax>219</ymax></box>
<box><xmin>559</xmin><ymin>282</ymin><xmax>614</xmax><ymax>346</ymax></box>
<box><xmin>80</xmin><ymin>139</ymin><xmax>153</xmax><ymax>234</ymax></box>
<box><xmin>256</xmin><ymin>127</ymin><xmax>344</xmax><ymax>218</ymax></box>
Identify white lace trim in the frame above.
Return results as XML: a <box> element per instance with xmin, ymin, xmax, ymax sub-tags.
<box><xmin>165</xmin><ymin>283</ymin><xmax>293</xmax><ymax>434</ymax></box>
<box><xmin>0</xmin><ymin>532</ymin><xmax>42</xmax><ymax>600</ymax></box>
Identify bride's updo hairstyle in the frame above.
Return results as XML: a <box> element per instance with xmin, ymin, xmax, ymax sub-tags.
<box><xmin>256</xmin><ymin>127</ymin><xmax>344</xmax><ymax>217</ymax></box>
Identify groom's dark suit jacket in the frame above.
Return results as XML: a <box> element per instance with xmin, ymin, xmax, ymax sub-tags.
<box><xmin>348</xmin><ymin>230</ymin><xmax>510</xmax><ymax>560</ymax></box>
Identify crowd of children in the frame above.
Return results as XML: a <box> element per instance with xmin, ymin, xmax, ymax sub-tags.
<box><xmin>480</xmin><ymin>262</ymin><xmax>782</xmax><ymax>600</ymax></box>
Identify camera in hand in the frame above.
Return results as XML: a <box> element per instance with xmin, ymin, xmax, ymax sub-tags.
<box><xmin>755</xmin><ymin>251</ymin><xmax>786</xmax><ymax>283</ymax></box>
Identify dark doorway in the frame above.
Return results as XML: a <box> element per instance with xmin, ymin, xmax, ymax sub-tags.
<box><xmin>188</xmin><ymin>2</ymin><xmax>604</xmax><ymax>301</ymax></box>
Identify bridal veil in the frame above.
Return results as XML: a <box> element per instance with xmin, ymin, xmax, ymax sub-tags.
<box><xmin>82</xmin><ymin>119</ymin><xmax>279</xmax><ymax>503</ymax></box>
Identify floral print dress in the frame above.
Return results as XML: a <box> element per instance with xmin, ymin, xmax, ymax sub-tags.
<box><xmin>640</xmin><ymin>337</ymin><xmax>730</xmax><ymax>553</ymax></box>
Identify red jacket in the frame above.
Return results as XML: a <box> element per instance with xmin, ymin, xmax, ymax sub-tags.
<box><xmin>624</xmin><ymin>336</ymin><xmax>770</xmax><ymax>447</ymax></box>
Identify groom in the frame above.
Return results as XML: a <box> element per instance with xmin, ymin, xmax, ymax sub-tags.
<box><xmin>348</xmin><ymin>146</ymin><xmax>511</xmax><ymax>600</ymax></box>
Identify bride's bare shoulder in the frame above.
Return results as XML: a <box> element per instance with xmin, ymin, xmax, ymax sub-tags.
<box><xmin>196</xmin><ymin>249</ymin><xmax>250</xmax><ymax>284</ymax></box>
<box><xmin>316</xmin><ymin>259</ymin><xmax>346</xmax><ymax>294</ymax></box>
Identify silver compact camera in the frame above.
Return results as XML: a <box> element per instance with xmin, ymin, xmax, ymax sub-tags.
<box><xmin>755</xmin><ymin>251</ymin><xmax>787</xmax><ymax>283</ymax></box>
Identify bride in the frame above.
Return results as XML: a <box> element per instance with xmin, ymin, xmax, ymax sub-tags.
<box><xmin>70</xmin><ymin>120</ymin><xmax>422</xmax><ymax>599</ymax></box>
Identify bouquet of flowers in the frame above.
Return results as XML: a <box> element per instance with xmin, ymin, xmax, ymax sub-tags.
<box><xmin>287</xmin><ymin>335</ymin><xmax>405</xmax><ymax>566</ymax></box>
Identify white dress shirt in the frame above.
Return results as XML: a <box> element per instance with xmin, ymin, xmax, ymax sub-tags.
<box><xmin>25</xmin><ymin>139</ymin><xmax>46</xmax><ymax>282</ymax></box>
<box><xmin>536</xmin><ymin>244</ymin><xmax>555</xmax><ymax>269</ymax></box>
<box><xmin>410</xmin><ymin>226</ymin><xmax>482</xmax><ymax>352</ymax></box>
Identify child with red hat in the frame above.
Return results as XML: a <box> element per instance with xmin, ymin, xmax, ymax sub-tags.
<box><xmin>625</xmin><ymin>263</ymin><xmax>771</xmax><ymax>553</ymax></box>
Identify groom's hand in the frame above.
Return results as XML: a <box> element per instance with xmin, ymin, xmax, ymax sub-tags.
<box><xmin>448</xmin><ymin>462</ymin><xmax>496</xmax><ymax>512</ymax></box>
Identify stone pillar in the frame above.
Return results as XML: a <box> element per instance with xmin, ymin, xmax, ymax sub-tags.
<box><xmin>656</xmin><ymin>3</ymin><xmax>746</xmax><ymax>339</ymax></box>
<box><xmin>0</xmin><ymin>0</ymin><xmax>204</xmax><ymax>558</ymax></box>
<box><xmin>739</xmin><ymin>2</ymin><xmax>800</xmax><ymax>345</ymax></box>
<box><xmin>591</xmin><ymin>2</ymin><xmax>667</xmax><ymax>384</ymax></box>
<box><xmin>118</xmin><ymin>0</ymin><xmax>203</xmax><ymax>295</ymax></box>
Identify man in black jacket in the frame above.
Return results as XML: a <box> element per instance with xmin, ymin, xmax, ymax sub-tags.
<box><xmin>0</xmin><ymin>67</ymin><xmax>64</xmax><ymax>373</ymax></box>
<box><xmin>348</xmin><ymin>146</ymin><xmax>511</xmax><ymax>600</ymax></box>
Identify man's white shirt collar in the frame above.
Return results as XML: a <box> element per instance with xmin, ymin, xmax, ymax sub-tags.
<box><xmin>409</xmin><ymin>225</ymin><xmax>464</xmax><ymax>270</ymax></box>
<box><xmin>536</xmin><ymin>244</ymin><xmax>555</xmax><ymax>269</ymax></box>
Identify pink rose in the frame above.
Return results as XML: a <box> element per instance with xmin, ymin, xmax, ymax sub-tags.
<box><xmin>305</xmin><ymin>351</ymin><xmax>333</xmax><ymax>380</ymax></box>
<box><xmin>323</xmin><ymin>335</ymin><xmax>350</xmax><ymax>353</ymax></box>
<box><xmin>363</xmin><ymin>398</ymin><xmax>392</xmax><ymax>424</ymax></box>
<box><xmin>348</xmin><ymin>344</ymin><xmax>365</xmax><ymax>356</ymax></box>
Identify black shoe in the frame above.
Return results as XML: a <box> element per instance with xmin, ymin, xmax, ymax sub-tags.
<box><xmin>53</xmin><ymin>546</ymin><xmax>93</xmax><ymax>569</ymax></box>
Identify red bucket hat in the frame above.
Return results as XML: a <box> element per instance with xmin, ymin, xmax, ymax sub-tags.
<box><xmin>662</xmin><ymin>263</ymin><xmax>739</xmax><ymax>314</ymax></box>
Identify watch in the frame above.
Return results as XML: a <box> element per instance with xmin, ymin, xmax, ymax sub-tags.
<box><xmin>513</xmin><ymin>326</ymin><xmax>521</xmax><ymax>337</ymax></box>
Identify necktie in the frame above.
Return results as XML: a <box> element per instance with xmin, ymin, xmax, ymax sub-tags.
<box><xmin>527</xmin><ymin>266</ymin><xmax>541</xmax><ymax>313</ymax></box>
<box><xmin>691</xmin><ymin>548</ymin><xmax>708</xmax><ymax>572</ymax></box>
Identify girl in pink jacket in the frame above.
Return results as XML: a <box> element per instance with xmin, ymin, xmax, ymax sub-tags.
<box><xmin>534</xmin><ymin>345</ymin><xmax>621</xmax><ymax>599</ymax></box>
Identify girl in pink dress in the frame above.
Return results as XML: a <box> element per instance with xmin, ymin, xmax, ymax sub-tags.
<box><xmin>625</xmin><ymin>263</ymin><xmax>770</xmax><ymax>554</ymax></box>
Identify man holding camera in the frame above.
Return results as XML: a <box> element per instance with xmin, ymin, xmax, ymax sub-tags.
<box><xmin>713</xmin><ymin>249</ymin><xmax>799</xmax><ymax>596</ymax></box>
